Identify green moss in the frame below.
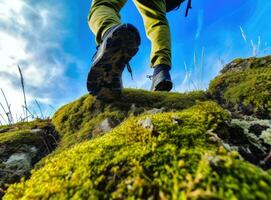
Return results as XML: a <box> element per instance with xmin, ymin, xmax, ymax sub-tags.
<box><xmin>209</xmin><ymin>56</ymin><xmax>271</xmax><ymax>118</ymax></box>
<box><xmin>0</xmin><ymin>119</ymin><xmax>52</xmax><ymax>146</ymax></box>
<box><xmin>4</xmin><ymin>101</ymin><xmax>271</xmax><ymax>200</ymax></box>
<box><xmin>0</xmin><ymin>130</ymin><xmax>41</xmax><ymax>145</ymax></box>
<box><xmin>52</xmin><ymin>88</ymin><xmax>207</xmax><ymax>149</ymax></box>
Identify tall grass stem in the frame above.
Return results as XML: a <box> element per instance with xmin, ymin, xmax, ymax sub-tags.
<box><xmin>18</xmin><ymin>65</ymin><xmax>28</xmax><ymax>122</ymax></box>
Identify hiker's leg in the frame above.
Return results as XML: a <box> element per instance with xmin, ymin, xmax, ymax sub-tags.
<box><xmin>88</xmin><ymin>0</ymin><xmax>127</xmax><ymax>44</ymax></box>
<box><xmin>133</xmin><ymin>0</ymin><xmax>171</xmax><ymax>67</ymax></box>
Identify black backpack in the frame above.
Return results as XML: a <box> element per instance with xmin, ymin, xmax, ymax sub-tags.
<box><xmin>166</xmin><ymin>0</ymin><xmax>192</xmax><ymax>16</ymax></box>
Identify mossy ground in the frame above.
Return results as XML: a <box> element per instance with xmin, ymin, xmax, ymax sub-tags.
<box><xmin>0</xmin><ymin>119</ymin><xmax>52</xmax><ymax>146</ymax></box>
<box><xmin>52</xmin><ymin>88</ymin><xmax>207</xmax><ymax>149</ymax></box>
<box><xmin>0</xmin><ymin>120</ymin><xmax>57</xmax><ymax>197</ymax></box>
<box><xmin>209</xmin><ymin>56</ymin><xmax>271</xmax><ymax>119</ymax></box>
<box><xmin>4</xmin><ymin>101</ymin><xmax>271</xmax><ymax>200</ymax></box>
<box><xmin>3</xmin><ymin>62</ymin><xmax>271</xmax><ymax>200</ymax></box>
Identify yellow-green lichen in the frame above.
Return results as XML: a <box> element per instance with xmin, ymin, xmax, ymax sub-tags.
<box><xmin>4</xmin><ymin>101</ymin><xmax>271</xmax><ymax>200</ymax></box>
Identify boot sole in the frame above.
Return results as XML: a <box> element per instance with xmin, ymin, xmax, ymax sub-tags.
<box><xmin>87</xmin><ymin>24</ymin><xmax>141</xmax><ymax>101</ymax></box>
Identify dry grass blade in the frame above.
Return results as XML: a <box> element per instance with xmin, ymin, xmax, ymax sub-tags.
<box><xmin>22</xmin><ymin>105</ymin><xmax>35</xmax><ymax>119</ymax></box>
<box><xmin>184</xmin><ymin>62</ymin><xmax>197</xmax><ymax>91</ymax></box>
<box><xmin>20</xmin><ymin>114</ymin><xmax>34</xmax><ymax>122</ymax></box>
<box><xmin>219</xmin><ymin>57</ymin><xmax>225</xmax><ymax>68</ymax></box>
<box><xmin>18</xmin><ymin>65</ymin><xmax>28</xmax><ymax>122</ymax></box>
<box><xmin>257</xmin><ymin>36</ymin><xmax>261</xmax><ymax>54</ymax></box>
<box><xmin>250</xmin><ymin>40</ymin><xmax>257</xmax><ymax>57</ymax></box>
<box><xmin>35</xmin><ymin>99</ymin><xmax>44</xmax><ymax>119</ymax></box>
<box><xmin>182</xmin><ymin>62</ymin><xmax>190</xmax><ymax>91</ymax></box>
<box><xmin>194</xmin><ymin>51</ymin><xmax>198</xmax><ymax>89</ymax></box>
<box><xmin>0</xmin><ymin>102</ymin><xmax>11</xmax><ymax>125</ymax></box>
<box><xmin>49</xmin><ymin>133</ymin><xmax>59</xmax><ymax>145</ymax></box>
<box><xmin>240</xmin><ymin>26</ymin><xmax>247</xmax><ymax>43</ymax></box>
<box><xmin>200</xmin><ymin>47</ymin><xmax>205</xmax><ymax>88</ymax></box>
<box><xmin>0</xmin><ymin>113</ymin><xmax>7</xmax><ymax>124</ymax></box>
<box><xmin>189</xmin><ymin>72</ymin><xmax>197</xmax><ymax>90</ymax></box>
<box><xmin>48</xmin><ymin>104</ymin><xmax>57</xmax><ymax>116</ymax></box>
<box><xmin>1</xmin><ymin>88</ymin><xmax>13</xmax><ymax>124</ymax></box>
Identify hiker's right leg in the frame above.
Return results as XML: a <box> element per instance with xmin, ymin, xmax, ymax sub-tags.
<box><xmin>87</xmin><ymin>0</ymin><xmax>141</xmax><ymax>100</ymax></box>
<box><xmin>88</xmin><ymin>0</ymin><xmax>127</xmax><ymax>44</ymax></box>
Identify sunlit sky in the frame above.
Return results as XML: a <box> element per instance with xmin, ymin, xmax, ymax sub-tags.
<box><xmin>0</xmin><ymin>0</ymin><xmax>270</xmax><ymax>122</ymax></box>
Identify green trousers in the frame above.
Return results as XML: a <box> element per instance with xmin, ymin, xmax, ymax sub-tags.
<box><xmin>88</xmin><ymin>0</ymin><xmax>171</xmax><ymax>67</ymax></box>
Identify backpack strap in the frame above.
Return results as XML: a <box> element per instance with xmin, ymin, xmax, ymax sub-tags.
<box><xmin>185</xmin><ymin>0</ymin><xmax>192</xmax><ymax>17</ymax></box>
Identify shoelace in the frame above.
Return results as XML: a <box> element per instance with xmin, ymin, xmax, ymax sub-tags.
<box><xmin>126</xmin><ymin>62</ymin><xmax>134</xmax><ymax>80</ymax></box>
<box><xmin>146</xmin><ymin>75</ymin><xmax>153</xmax><ymax>80</ymax></box>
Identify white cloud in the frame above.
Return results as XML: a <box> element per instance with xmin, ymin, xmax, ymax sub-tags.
<box><xmin>0</xmin><ymin>0</ymin><xmax>80</xmax><ymax>124</ymax></box>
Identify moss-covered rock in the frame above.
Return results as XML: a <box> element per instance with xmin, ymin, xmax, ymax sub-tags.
<box><xmin>208</xmin><ymin>56</ymin><xmax>271</xmax><ymax>119</ymax></box>
<box><xmin>52</xmin><ymin>88</ymin><xmax>207</xmax><ymax>149</ymax></box>
<box><xmin>225</xmin><ymin>118</ymin><xmax>271</xmax><ymax>169</ymax></box>
<box><xmin>0</xmin><ymin>120</ymin><xmax>58</xmax><ymax>198</ymax></box>
<box><xmin>4</xmin><ymin>101</ymin><xmax>271</xmax><ymax>200</ymax></box>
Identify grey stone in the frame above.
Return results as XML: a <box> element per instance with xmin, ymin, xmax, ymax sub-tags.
<box><xmin>3</xmin><ymin>146</ymin><xmax>37</xmax><ymax>171</ymax></box>
<box><xmin>4</xmin><ymin>153</ymin><xmax>31</xmax><ymax>171</ymax></box>
<box><xmin>138</xmin><ymin>117</ymin><xmax>154</xmax><ymax>131</ymax></box>
<box><xmin>100</xmin><ymin>118</ymin><xmax>115</xmax><ymax>133</ymax></box>
<box><xmin>145</xmin><ymin>107</ymin><xmax>166</xmax><ymax>115</ymax></box>
<box><xmin>30</xmin><ymin>129</ymin><xmax>43</xmax><ymax>134</ymax></box>
<box><xmin>92</xmin><ymin>118</ymin><xmax>119</xmax><ymax>136</ymax></box>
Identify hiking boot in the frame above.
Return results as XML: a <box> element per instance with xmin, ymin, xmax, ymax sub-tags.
<box><xmin>87</xmin><ymin>23</ymin><xmax>141</xmax><ymax>101</ymax></box>
<box><xmin>150</xmin><ymin>64</ymin><xmax>173</xmax><ymax>91</ymax></box>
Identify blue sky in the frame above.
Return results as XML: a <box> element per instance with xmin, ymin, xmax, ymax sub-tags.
<box><xmin>0</xmin><ymin>0</ymin><xmax>271</xmax><ymax>121</ymax></box>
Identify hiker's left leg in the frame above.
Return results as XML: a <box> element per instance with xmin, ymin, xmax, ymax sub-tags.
<box><xmin>133</xmin><ymin>0</ymin><xmax>171</xmax><ymax>67</ymax></box>
<box><xmin>88</xmin><ymin>0</ymin><xmax>127</xmax><ymax>44</ymax></box>
<box><xmin>133</xmin><ymin>0</ymin><xmax>172</xmax><ymax>91</ymax></box>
